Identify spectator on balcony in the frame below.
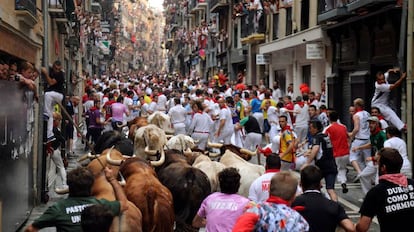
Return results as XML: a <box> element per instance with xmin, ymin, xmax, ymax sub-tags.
<box><xmin>247</xmin><ymin>0</ymin><xmax>263</xmax><ymax>33</ymax></box>
<box><xmin>198</xmin><ymin>21</ymin><xmax>209</xmax><ymax>49</ymax></box>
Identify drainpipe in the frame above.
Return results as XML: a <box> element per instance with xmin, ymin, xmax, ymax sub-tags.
<box><xmin>406</xmin><ymin>0</ymin><xmax>413</xmax><ymax>169</ymax></box>
<box><xmin>38</xmin><ymin>0</ymin><xmax>49</xmax><ymax>204</ymax></box>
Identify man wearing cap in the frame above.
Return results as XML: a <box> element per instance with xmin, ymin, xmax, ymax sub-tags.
<box><xmin>351</xmin><ymin>116</ymin><xmax>386</xmax><ymax>194</ymax></box>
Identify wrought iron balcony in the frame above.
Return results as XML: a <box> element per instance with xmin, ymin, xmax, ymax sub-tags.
<box><xmin>15</xmin><ymin>0</ymin><xmax>36</xmax><ymax>17</ymax></box>
<box><xmin>15</xmin><ymin>0</ymin><xmax>38</xmax><ymax>28</ymax></box>
<box><xmin>188</xmin><ymin>0</ymin><xmax>207</xmax><ymax>14</ymax></box>
<box><xmin>318</xmin><ymin>0</ymin><xmax>397</xmax><ymax>23</ymax></box>
<box><xmin>240</xmin><ymin>11</ymin><xmax>266</xmax><ymax>44</ymax></box>
<box><xmin>49</xmin><ymin>0</ymin><xmax>67</xmax><ymax>19</ymax></box>
<box><xmin>317</xmin><ymin>0</ymin><xmax>350</xmax><ymax>23</ymax></box>
<box><xmin>347</xmin><ymin>0</ymin><xmax>396</xmax><ymax>12</ymax></box>
<box><xmin>210</xmin><ymin>0</ymin><xmax>229</xmax><ymax>13</ymax></box>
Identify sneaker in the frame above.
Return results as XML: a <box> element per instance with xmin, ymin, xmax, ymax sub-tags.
<box><xmin>55</xmin><ymin>185</ymin><xmax>69</xmax><ymax>194</ymax></box>
<box><xmin>352</xmin><ymin>174</ymin><xmax>360</xmax><ymax>183</ymax></box>
<box><xmin>44</xmin><ymin>136</ymin><xmax>56</xmax><ymax>144</ymax></box>
<box><xmin>341</xmin><ymin>183</ymin><xmax>349</xmax><ymax>194</ymax></box>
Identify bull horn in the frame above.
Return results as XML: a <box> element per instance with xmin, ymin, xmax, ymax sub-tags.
<box><xmin>106</xmin><ymin>149</ymin><xmax>123</xmax><ymax>166</ymax></box>
<box><xmin>55</xmin><ymin>187</ymin><xmax>69</xmax><ymax>194</ymax></box>
<box><xmin>150</xmin><ymin>148</ymin><xmax>165</xmax><ymax>166</ymax></box>
<box><xmin>240</xmin><ymin>148</ymin><xmax>257</xmax><ymax>156</ymax></box>
<box><xmin>77</xmin><ymin>153</ymin><xmax>99</xmax><ymax>162</ymax></box>
<box><xmin>117</xmin><ymin>121</ymin><xmax>127</xmax><ymax>128</ymax></box>
<box><xmin>183</xmin><ymin>147</ymin><xmax>192</xmax><ymax>156</ymax></box>
<box><xmin>207</xmin><ymin>141</ymin><xmax>223</xmax><ymax>148</ymax></box>
<box><xmin>193</xmin><ymin>139</ymin><xmax>199</xmax><ymax>144</ymax></box>
<box><xmin>144</xmin><ymin>146</ymin><xmax>158</xmax><ymax>155</ymax></box>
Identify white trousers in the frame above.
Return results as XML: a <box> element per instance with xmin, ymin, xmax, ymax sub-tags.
<box><xmin>44</xmin><ymin>91</ymin><xmax>63</xmax><ymax>138</ymax></box>
<box><xmin>47</xmin><ymin>149</ymin><xmax>67</xmax><ymax>191</ymax></box>
<box><xmin>359</xmin><ymin>161</ymin><xmax>377</xmax><ymax>194</ymax></box>
<box><xmin>245</xmin><ymin>132</ymin><xmax>262</xmax><ymax>151</ymax></box>
<box><xmin>372</xmin><ymin>103</ymin><xmax>404</xmax><ymax>130</ymax></box>
<box><xmin>335</xmin><ymin>155</ymin><xmax>349</xmax><ymax>184</ymax></box>
<box><xmin>173</xmin><ymin>123</ymin><xmax>186</xmax><ymax>135</ymax></box>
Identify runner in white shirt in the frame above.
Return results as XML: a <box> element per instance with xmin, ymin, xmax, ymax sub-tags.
<box><xmin>371</xmin><ymin>68</ymin><xmax>406</xmax><ymax>131</ymax></box>
<box><xmin>249</xmin><ymin>155</ymin><xmax>301</xmax><ymax>202</ymax></box>
<box><xmin>293</xmin><ymin>95</ymin><xmax>310</xmax><ymax>145</ymax></box>
<box><xmin>383</xmin><ymin>126</ymin><xmax>412</xmax><ymax>178</ymax></box>
<box><xmin>153</xmin><ymin>88</ymin><xmax>167</xmax><ymax>113</ymax></box>
<box><xmin>214</xmin><ymin>98</ymin><xmax>234</xmax><ymax>144</ymax></box>
<box><xmin>348</xmin><ymin>98</ymin><xmax>371</xmax><ymax>177</ymax></box>
<box><xmin>188</xmin><ymin>100</ymin><xmax>214</xmax><ymax>151</ymax></box>
<box><xmin>168</xmin><ymin>98</ymin><xmax>187</xmax><ymax>135</ymax></box>
<box><xmin>147</xmin><ymin>95</ymin><xmax>158</xmax><ymax>115</ymax></box>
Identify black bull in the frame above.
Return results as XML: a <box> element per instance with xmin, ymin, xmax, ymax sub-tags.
<box><xmin>155</xmin><ymin>150</ymin><xmax>211</xmax><ymax>232</ymax></box>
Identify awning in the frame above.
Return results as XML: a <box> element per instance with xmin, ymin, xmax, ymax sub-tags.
<box><xmin>259</xmin><ymin>27</ymin><xmax>324</xmax><ymax>54</ymax></box>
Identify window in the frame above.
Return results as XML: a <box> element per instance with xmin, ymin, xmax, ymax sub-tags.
<box><xmin>272</xmin><ymin>13</ymin><xmax>279</xmax><ymax>40</ymax></box>
<box><xmin>286</xmin><ymin>7</ymin><xmax>292</xmax><ymax>36</ymax></box>
<box><xmin>301</xmin><ymin>0</ymin><xmax>309</xmax><ymax>31</ymax></box>
<box><xmin>302</xmin><ymin>65</ymin><xmax>311</xmax><ymax>86</ymax></box>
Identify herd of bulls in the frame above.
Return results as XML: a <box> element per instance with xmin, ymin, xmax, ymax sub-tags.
<box><xmin>74</xmin><ymin>112</ymin><xmax>265</xmax><ymax>232</ymax></box>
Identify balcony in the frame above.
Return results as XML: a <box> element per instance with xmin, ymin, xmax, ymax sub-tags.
<box><xmin>188</xmin><ymin>0</ymin><xmax>207</xmax><ymax>14</ymax></box>
<box><xmin>317</xmin><ymin>0</ymin><xmax>350</xmax><ymax>24</ymax></box>
<box><xmin>15</xmin><ymin>0</ymin><xmax>38</xmax><ymax>28</ymax></box>
<box><xmin>210</xmin><ymin>0</ymin><xmax>229</xmax><ymax>13</ymax></box>
<box><xmin>240</xmin><ymin>11</ymin><xmax>266</xmax><ymax>44</ymax></box>
<box><xmin>347</xmin><ymin>0</ymin><xmax>396</xmax><ymax>12</ymax></box>
<box><xmin>49</xmin><ymin>0</ymin><xmax>67</xmax><ymax>19</ymax></box>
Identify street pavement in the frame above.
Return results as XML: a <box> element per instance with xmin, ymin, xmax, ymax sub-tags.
<box><xmin>19</xmin><ymin>137</ymin><xmax>380</xmax><ymax>232</ymax></box>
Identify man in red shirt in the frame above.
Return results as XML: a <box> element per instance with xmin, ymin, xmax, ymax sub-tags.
<box><xmin>323</xmin><ymin>110</ymin><xmax>350</xmax><ymax>193</ymax></box>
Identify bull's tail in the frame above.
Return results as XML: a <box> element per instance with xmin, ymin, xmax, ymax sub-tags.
<box><xmin>146</xmin><ymin>187</ymin><xmax>175</xmax><ymax>232</ymax></box>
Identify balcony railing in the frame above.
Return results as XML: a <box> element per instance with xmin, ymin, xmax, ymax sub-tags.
<box><xmin>210</xmin><ymin>0</ymin><xmax>229</xmax><ymax>13</ymax></box>
<box><xmin>318</xmin><ymin>0</ymin><xmax>397</xmax><ymax>23</ymax></box>
<box><xmin>15</xmin><ymin>0</ymin><xmax>36</xmax><ymax>17</ymax></box>
<box><xmin>49</xmin><ymin>0</ymin><xmax>67</xmax><ymax>19</ymax></box>
<box><xmin>240</xmin><ymin>10</ymin><xmax>266</xmax><ymax>44</ymax></box>
<box><xmin>188</xmin><ymin>0</ymin><xmax>207</xmax><ymax>13</ymax></box>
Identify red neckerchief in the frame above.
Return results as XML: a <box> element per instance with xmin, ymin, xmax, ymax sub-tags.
<box><xmin>297</xmin><ymin>101</ymin><xmax>305</xmax><ymax>107</ymax></box>
<box><xmin>266</xmin><ymin>196</ymin><xmax>305</xmax><ymax>211</ymax></box>
<box><xmin>195</xmin><ymin>110</ymin><xmax>203</xmax><ymax>114</ymax></box>
<box><xmin>371</xmin><ymin>126</ymin><xmax>381</xmax><ymax>135</ymax></box>
<box><xmin>265</xmin><ymin>169</ymin><xmax>280</xmax><ymax>174</ymax></box>
<box><xmin>266</xmin><ymin>196</ymin><xmax>289</xmax><ymax>205</ymax></box>
<box><xmin>377</xmin><ymin>115</ymin><xmax>385</xmax><ymax>121</ymax></box>
<box><xmin>379</xmin><ymin>174</ymin><xmax>408</xmax><ymax>187</ymax></box>
<box><xmin>355</xmin><ymin>107</ymin><xmax>363</xmax><ymax>113</ymax></box>
<box><xmin>90</xmin><ymin>106</ymin><xmax>98</xmax><ymax>111</ymax></box>
<box><xmin>220</xmin><ymin>105</ymin><xmax>227</xmax><ymax>109</ymax></box>
<box><xmin>281</xmin><ymin>125</ymin><xmax>291</xmax><ymax>132</ymax></box>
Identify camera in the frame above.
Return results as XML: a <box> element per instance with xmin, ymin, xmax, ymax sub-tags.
<box><xmin>14</xmin><ymin>74</ymin><xmax>20</xmax><ymax>82</ymax></box>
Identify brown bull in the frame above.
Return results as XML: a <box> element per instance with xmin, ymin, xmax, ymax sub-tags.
<box><xmin>86</xmin><ymin>148</ymin><xmax>143</xmax><ymax>232</ymax></box>
<box><xmin>155</xmin><ymin>150</ymin><xmax>211</xmax><ymax>232</ymax></box>
<box><xmin>109</xmin><ymin>155</ymin><xmax>175</xmax><ymax>232</ymax></box>
<box><xmin>127</xmin><ymin>116</ymin><xmax>149</xmax><ymax>140</ymax></box>
<box><xmin>207</xmin><ymin>141</ymin><xmax>257</xmax><ymax>161</ymax></box>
